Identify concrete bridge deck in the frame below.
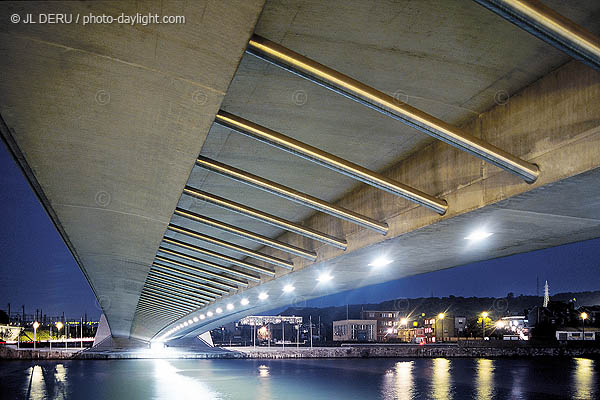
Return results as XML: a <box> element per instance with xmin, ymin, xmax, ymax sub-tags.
<box><xmin>0</xmin><ymin>0</ymin><xmax>599</xmax><ymax>344</ymax></box>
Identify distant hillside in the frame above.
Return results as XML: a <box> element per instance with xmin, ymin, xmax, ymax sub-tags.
<box><xmin>279</xmin><ymin>290</ymin><xmax>600</xmax><ymax>340</ymax></box>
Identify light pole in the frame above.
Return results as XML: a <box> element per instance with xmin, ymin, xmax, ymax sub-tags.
<box><xmin>309</xmin><ymin>316</ymin><xmax>313</xmax><ymax>348</ymax></box>
<box><xmin>438</xmin><ymin>313</ymin><xmax>445</xmax><ymax>342</ymax></box>
<box><xmin>481</xmin><ymin>312</ymin><xmax>488</xmax><ymax>339</ymax></box>
<box><xmin>33</xmin><ymin>321</ymin><xmax>40</xmax><ymax>349</ymax></box>
<box><xmin>581</xmin><ymin>312</ymin><xmax>588</xmax><ymax>341</ymax></box>
<box><xmin>55</xmin><ymin>322</ymin><xmax>64</xmax><ymax>350</ymax></box>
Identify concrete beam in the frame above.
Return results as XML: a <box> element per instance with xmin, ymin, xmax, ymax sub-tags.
<box><xmin>0</xmin><ymin>0</ymin><xmax>266</xmax><ymax>339</ymax></box>
<box><xmin>168</xmin><ymin>59</ymin><xmax>600</xmax><ymax>340</ymax></box>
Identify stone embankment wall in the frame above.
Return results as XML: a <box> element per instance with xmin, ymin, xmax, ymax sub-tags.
<box><xmin>0</xmin><ymin>346</ymin><xmax>81</xmax><ymax>360</ymax></box>
<box><xmin>229</xmin><ymin>344</ymin><xmax>600</xmax><ymax>359</ymax></box>
<box><xmin>2</xmin><ymin>344</ymin><xmax>599</xmax><ymax>360</ymax></box>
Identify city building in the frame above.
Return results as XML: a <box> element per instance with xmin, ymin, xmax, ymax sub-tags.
<box><xmin>424</xmin><ymin>317</ymin><xmax>437</xmax><ymax>343</ymax></box>
<box><xmin>556</xmin><ymin>328</ymin><xmax>599</xmax><ymax>341</ymax></box>
<box><xmin>528</xmin><ymin>301</ymin><xmax>576</xmax><ymax>328</ymax></box>
<box><xmin>237</xmin><ymin>315</ymin><xmax>303</xmax><ymax>345</ymax></box>
<box><xmin>333</xmin><ymin>319</ymin><xmax>377</xmax><ymax>342</ymax></box>
<box><xmin>361</xmin><ymin>310</ymin><xmax>400</xmax><ymax>341</ymax></box>
<box><xmin>496</xmin><ymin>316</ymin><xmax>529</xmax><ymax>340</ymax></box>
<box><xmin>454</xmin><ymin>316</ymin><xmax>467</xmax><ymax>337</ymax></box>
<box><xmin>397</xmin><ymin>327</ymin><xmax>426</xmax><ymax>344</ymax></box>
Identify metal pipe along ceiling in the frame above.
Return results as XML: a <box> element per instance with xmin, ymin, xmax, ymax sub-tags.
<box><xmin>173</xmin><ymin>207</ymin><xmax>317</xmax><ymax>260</ymax></box>
<box><xmin>144</xmin><ymin>281</ymin><xmax>215</xmax><ymax>302</ymax></box>
<box><xmin>167</xmin><ymin>223</ymin><xmax>294</xmax><ymax>269</ymax></box>
<box><xmin>196</xmin><ymin>156</ymin><xmax>389</xmax><ymax>234</ymax></box>
<box><xmin>246</xmin><ymin>34</ymin><xmax>540</xmax><ymax>183</ymax></box>
<box><xmin>142</xmin><ymin>287</ymin><xmax>207</xmax><ymax>306</ymax></box>
<box><xmin>149</xmin><ymin>266</ymin><xmax>228</xmax><ymax>294</ymax></box>
<box><xmin>215</xmin><ymin>110</ymin><xmax>448</xmax><ymax>215</ymax></box>
<box><xmin>151</xmin><ymin>262</ymin><xmax>235</xmax><ymax>292</ymax></box>
<box><xmin>146</xmin><ymin>278</ymin><xmax>216</xmax><ymax>302</ymax></box>
<box><xmin>145</xmin><ymin>277</ymin><xmax>219</xmax><ymax>300</ymax></box>
<box><xmin>473</xmin><ymin>0</ymin><xmax>600</xmax><ymax>71</ymax></box>
<box><xmin>138</xmin><ymin>294</ymin><xmax>196</xmax><ymax>311</ymax></box>
<box><xmin>157</xmin><ymin>247</ymin><xmax>260</xmax><ymax>282</ymax></box>
<box><xmin>136</xmin><ymin>303</ymin><xmax>186</xmax><ymax>314</ymax></box>
<box><xmin>144</xmin><ymin>284</ymin><xmax>208</xmax><ymax>305</ymax></box>
<box><xmin>154</xmin><ymin>255</ymin><xmax>246</xmax><ymax>288</ymax></box>
<box><xmin>138</xmin><ymin>292</ymin><xmax>203</xmax><ymax>313</ymax></box>
<box><xmin>138</xmin><ymin>294</ymin><xmax>202</xmax><ymax>312</ymax></box>
<box><xmin>162</xmin><ymin>236</ymin><xmax>275</xmax><ymax>276</ymax></box>
<box><xmin>183</xmin><ymin>187</ymin><xmax>347</xmax><ymax>250</ymax></box>
<box><xmin>136</xmin><ymin>304</ymin><xmax>185</xmax><ymax>314</ymax></box>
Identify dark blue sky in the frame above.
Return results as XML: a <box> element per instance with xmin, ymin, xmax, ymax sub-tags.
<box><xmin>1</xmin><ymin>139</ymin><xmax>599</xmax><ymax>321</ymax></box>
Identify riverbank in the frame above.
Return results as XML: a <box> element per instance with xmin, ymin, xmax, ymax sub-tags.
<box><xmin>226</xmin><ymin>343</ymin><xmax>600</xmax><ymax>359</ymax></box>
<box><xmin>2</xmin><ymin>342</ymin><xmax>600</xmax><ymax>360</ymax></box>
<box><xmin>0</xmin><ymin>346</ymin><xmax>83</xmax><ymax>360</ymax></box>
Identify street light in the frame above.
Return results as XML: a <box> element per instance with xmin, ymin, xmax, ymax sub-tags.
<box><xmin>33</xmin><ymin>321</ymin><xmax>40</xmax><ymax>349</ymax></box>
<box><xmin>438</xmin><ymin>313</ymin><xmax>445</xmax><ymax>342</ymax></box>
<box><xmin>400</xmin><ymin>318</ymin><xmax>408</xmax><ymax>326</ymax></box>
<box><xmin>581</xmin><ymin>312</ymin><xmax>588</xmax><ymax>341</ymax></box>
<box><xmin>481</xmin><ymin>312</ymin><xmax>489</xmax><ymax>339</ymax></box>
<box><xmin>55</xmin><ymin>321</ymin><xmax>65</xmax><ymax>350</ymax></box>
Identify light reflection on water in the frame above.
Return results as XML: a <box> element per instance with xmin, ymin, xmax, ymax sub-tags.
<box><xmin>475</xmin><ymin>359</ymin><xmax>494</xmax><ymax>400</ymax></box>
<box><xmin>382</xmin><ymin>361</ymin><xmax>414</xmax><ymax>400</ymax></box>
<box><xmin>153</xmin><ymin>359</ymin><xmax>222</xmax><ymax>400</ymax></box>
<box><xmin>573</xmin><ymin>357</ymin><xmax>597</xmax><ymax>400</ymax></box>
<box><xmin>24</xmin><ymin>365</ymin><xmax>46</xmax><ymax>400</ymax></box>
<box><xmin>2</xmin><ymin>357</ymin><xmax>598</xmax><ymax>400</ymax></box>
<box><xmin>431</xmin><ymin>358</ymin><xmax>452</xmax><ymax>400</ymax></box>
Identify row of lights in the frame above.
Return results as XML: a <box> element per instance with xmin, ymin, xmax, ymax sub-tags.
<box><xmin>157</xmin><ymin>229</ymin><xmax>494</xmax><ymax>341</ymax></box>
<box><xmin>158</xmin><ymin>277</ymin><xmax>331</xmax><ymax>341</ymax></box>
<box><xmin>367</xmin><ymin>229</ymin><xmax>493</xmax><ymax>271</ymax></box>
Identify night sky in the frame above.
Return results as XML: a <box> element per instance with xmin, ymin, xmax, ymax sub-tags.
<box><xmin>1</xmin><ymin>140</ymin><xmax>599</xmax><ymax>321</ymax></box>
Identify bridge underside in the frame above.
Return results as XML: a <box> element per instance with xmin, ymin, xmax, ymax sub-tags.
<box><xmin>0</xmin><ymin>0</ymin><xmax>599</xmax><ymax>342</ymax></box>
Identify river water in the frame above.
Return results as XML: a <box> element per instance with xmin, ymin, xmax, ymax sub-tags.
<box><xmin>0</xmin><ymin>357</ymin><xmax>597</xmax><ymax>399</ymax></box>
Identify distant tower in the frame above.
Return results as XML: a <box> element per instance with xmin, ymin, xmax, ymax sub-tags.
<box><xmin>536</xmin><ymin>276</ymin><xmax>540</xmax><ymax>297</ymax></box>
<box><xmin>543</xmin><ymin>281</ymin><xmax>550</xmax><ymax>308</ymax></box>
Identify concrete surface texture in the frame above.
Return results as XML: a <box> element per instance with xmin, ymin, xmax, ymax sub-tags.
<box><xmin>0</xmin><ymin>0</ymin><xmax>266</xmax><ymax>339</ymax></box>
<box><xmin>154</xmin><ymin>1</ymin><xmax>600</xmax><ymax>340</ymax></box>
<box><xmin>0</xmin><ymin>0</ymin><xmax>599</xmax><ymax>342</ymax></box>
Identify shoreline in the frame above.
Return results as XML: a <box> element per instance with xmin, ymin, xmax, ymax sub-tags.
<box><xmin>2</xmin><ymin>343</ymin><xmax>600</xmax><ymax>360</ymax></box>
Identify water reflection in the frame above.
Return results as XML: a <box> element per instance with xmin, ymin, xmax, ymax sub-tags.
<box><xmin>153</xmin><ymin>359</ymin><xmax>222</xmax><ymax>399</ymax></box>
<box><xmin>24</xmin><ymin>365</ymin><xmax>47</xmax><ymax>400</ymax></box>
<box><xmin>475</xmin><ymin>359</ymin><xmax>494</xmax><ymax>400</ymax></box>
<box><xmin>258</xmin><ymin>364</ymin><xmax>270</xmax><ymax>377</ymax></box>
<box><xmin>508</xmin><ymin>368</ymin><xmax>525</xmax><ymax>399</ymax></box>
<box><xmin>3</xmin><ymin>357</ymin><xmax>598</xmax><ymax>400</ymax></box>
<box><xmin>395</xmin><ymin>361</ymin><xmax>415</xmax><ymax>400</ymax></box>
<box><xmin>431</xmin><ymin>358</ymin><xmax>451</xmax><ymax>400</ymax></box>
<box><xmin>573</xmin><ymin>358</ymin><xmax>596</xmax><ymax>400</ymax></box>
<box><xmin>382</xmin><ymin>361</ymin><xmax>414</xmax><ymax>400</ymax></box>
<box><xmin>257</xmin><ymin>364</ymin><xmax>272</xmax><ymax>399</ymax></box>
<box><xmin>54</xmin><ymin>364</ymin><xmax>68</xmax><ymax>400</ymax></box>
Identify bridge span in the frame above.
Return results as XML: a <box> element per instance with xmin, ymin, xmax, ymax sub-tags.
<box><xmin>1</xmin><ymin>0</ymin><xmax>599</xmax><ymax>343</ymax></box>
